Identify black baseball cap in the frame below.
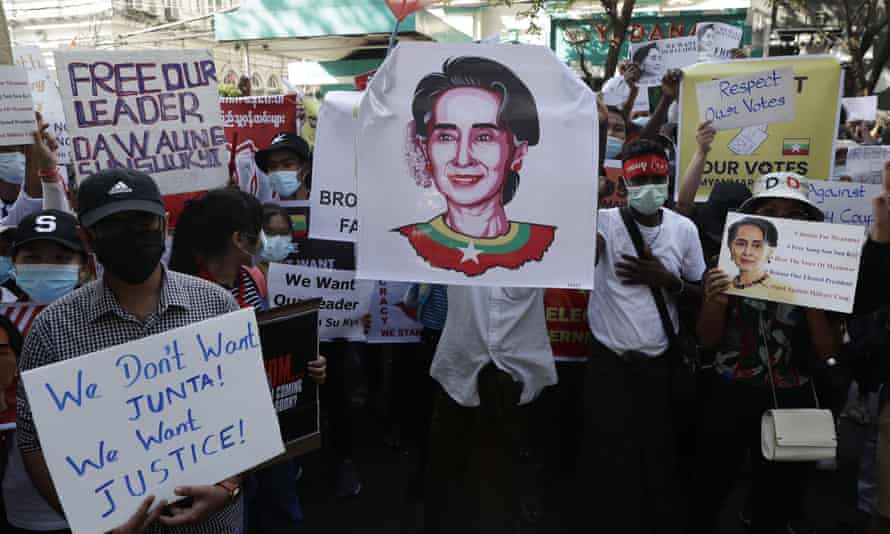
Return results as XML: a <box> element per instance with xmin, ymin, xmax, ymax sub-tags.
<box><xmin>77</xmin><ymin>169</ymin><xmax>166</xmax><ymax>227</ymax></box>
<box><xmin>255</xmin><ymin>132</ymin><xmax>311</xmax><ymax>173</ymax></box>
<box><xmin>12</xmin><ymin>209</ymin><xmax>83</xmax><ymax>254</ymax></box>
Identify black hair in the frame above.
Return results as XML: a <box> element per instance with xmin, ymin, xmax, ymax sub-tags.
<box><xmin>0</xmin><ymin>314</ymin><xmax>23</xmax><ymax>361</ymax></box>
<box><xmin>262</xmin><ymin>203</ymin><xmax>293</xmax><ymax>232</ymax></box>
<box><xmin>631</xmin><ymin>42</ymin><xmax>658</xmax><ymax>69</ymax></box>
<box><xmin>620</xmin><ymin>138</ymin><xmax>667</xmax><ymax>162</ymax></box>
<box><xmin>411</xmin><ymin>56</ymin><xmax>540</xmax><ymax>204</ymax></box>
<box><xmin>696</xmin><ymin>23</ymin><xmax>716</xmax><ymax>40</ymax></box>
<box><xmin>169</xmin><ymin>187</ymin><xmax>263</xmax><ymax>276</ymax></box>
<box><xmin>727</xmin><ymin>217</ymin><xmax>779</xmax><ymax>248</ymax></box>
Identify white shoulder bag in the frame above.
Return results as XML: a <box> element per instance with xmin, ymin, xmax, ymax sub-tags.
<box><xmin>758</xmin><ymin>314</ymin><xmax>837</xmax><ymax>462</ymax></box>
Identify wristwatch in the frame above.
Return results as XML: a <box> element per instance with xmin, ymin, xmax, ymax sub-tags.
<box><xmin>216</xmin><ymin>479</ymin><xmax>242</xmax><ymax>502</ymax></box>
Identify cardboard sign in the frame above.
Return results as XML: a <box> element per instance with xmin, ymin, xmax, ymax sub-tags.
<box><xmin>55</xmin><ymin>50</ymin><xmax>228</xmax><ymax>198</ymax></box>
<box><xmin>807</xmin><ymin>181</ymin><xmax>882</xmax><ymax>228</ymax></box>
<box><xmin>367</xmin><ymin>281</ymin><xmax>423</xmax><ymax>344</ymax></box>
<box><xmin>679</xmin><ymin>56</ymin><xmax>842</xmax><ymax>200</ymax></box>
<box><xmin>629</xmin><ymin>36</ymin><xmax>699</xmax><ymax>87</ymax></box>
<box><xmin>221</xmin><ymin>94</ymin><xmax>299</xmax><ymax>202</ymax></box>
<box><xmin>696</xmin><ymin>67</ymin><xmax>795</xmax><ymax>131</ymax></box>
<box><xmin>600</xmin><ymin>159</ymin><xmax>627</xmax><ymax>208</ymax></box>
<box><xmin>267</xmin><ymin>263</ymin><xmax>374</xmax><ymax>341</ymax></box>
<box><xmin>0</xmin><ymin>66</ymin><xmax>37</xmax><ymax>146</ymax></box>
<box><xmin>14</xmin><ymin>47</ymin><xmax>72</xmax><ymax>164</ymax></box>
<box><xmin>356</xmin><ymin>42</ymin><xmax>598</xmax><ymax>289</ymax></box>
<box><xmin>20</xmin><ymin>309</ymin><xmax>284</xmax><ymax>534</ymax></box>
<box><xmin>257</xmin><ymin>302</ymin><xmax>321</xmax><ymax>455</ymax></box>
<box><xmin>696</xmin><ymin>22</ymin><xmax>743</xmax><ymax>61</ymax></box>
<box><xmin>846</xmin><ymin>145</ymin><xmax>890</xmax><ymax>184</ymax></box>
<box><xmin>544</xmin><ymin>288</ymin><xmax>592</xmax><ymax>362</ymax></box>
<box><xmin>717</xmin><ymin>213</ymin><xmax>864</xmax><ymax>313</ymax></box>
<box><xmin>309</xmin><ymin>91</ymin><xmax>362</xmax><ymax>242</ymax></box>
<box><xmin>842</xmin><ymin>96</ymin><xmax>878</xmax><ymax>122</ymax></box>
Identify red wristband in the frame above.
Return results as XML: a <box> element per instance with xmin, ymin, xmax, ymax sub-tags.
<box><xmin>37</xmin><ymin>168</ymin><xmax>60</xmax><ymax>178</ymax></box>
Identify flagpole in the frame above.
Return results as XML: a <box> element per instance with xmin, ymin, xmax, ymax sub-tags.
<box><xmin>387</xmin><ymin>20</ymin><xmax>401</xmax><ymax>54</ymax></box>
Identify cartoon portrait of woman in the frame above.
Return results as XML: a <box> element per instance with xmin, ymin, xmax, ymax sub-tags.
<box><xmin>632</xmin><ymin>42</ymin><xmax>665</xmax><ymax>85</ymax></box>
<box><xmin>726</xmin><ymin>216</ymin><xmax>791</xmax><ymax>300</ymax></box>
<box><xmin>397</xmin><ymin>56</ymin><xmax>556</xmax><ymax>277</ymax></box>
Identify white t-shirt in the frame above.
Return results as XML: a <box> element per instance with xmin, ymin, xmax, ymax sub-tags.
<box><xmin>588</xmin><ymin>208</ymin><xmax>706</xmax><ymax>357</ymax></box>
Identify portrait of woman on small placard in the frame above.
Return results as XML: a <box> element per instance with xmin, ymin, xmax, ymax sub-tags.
<box><xmin>725</xmin><ymin>216</ymin><xmax>790</xmax><ymax>300</ymax></box>
<box><xmin>697</xmin><ymin>23</ymin><xmax>717</xmax><ymax>60</ymax></box>
<box><xmin>632</xmin><ymin>42</ymin><xmax>665</xmax><ymax>85</ymax></box>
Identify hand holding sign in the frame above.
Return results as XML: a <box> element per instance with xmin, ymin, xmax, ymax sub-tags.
<box><xmin>873</xmin><ymin>161</ymin><xmax>890</xmax><ymax>243</ymax></box>
<box><xmin>110</xmin><ymin>496</ymin><xmax>166</xmax><ymax>534</ymax></box>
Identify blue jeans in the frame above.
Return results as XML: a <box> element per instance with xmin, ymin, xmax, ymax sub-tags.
<box><xmin>245</xmin><ymin>460</ymin><xmax>303</xmax><ymax>534</ymax></box>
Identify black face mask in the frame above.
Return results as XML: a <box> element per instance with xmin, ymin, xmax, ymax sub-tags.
<box><xmin>93</xmin><ymin>230</ymin><xmax>165</xmax><ymax>284</ymax></box>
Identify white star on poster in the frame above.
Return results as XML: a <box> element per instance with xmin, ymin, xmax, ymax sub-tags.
<box><xmin>459</xmin><ymin>241</ymin><xmax>481</xmax><ymax>264</ymax></box>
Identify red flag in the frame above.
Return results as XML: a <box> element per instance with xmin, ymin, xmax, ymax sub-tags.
<box><xmin>385</xmin><ymin>0</ymin><xmax>437</xmax><ymax>22</ymax></box>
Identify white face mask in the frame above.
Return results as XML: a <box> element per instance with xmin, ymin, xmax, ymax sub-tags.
<box><xmin>0</xmin><ymin>152</ymin><xmax>26</xmax><ymax>185</ymax></box>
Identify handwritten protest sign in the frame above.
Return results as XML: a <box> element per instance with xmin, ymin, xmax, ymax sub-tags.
<box><xmin>309</xmin><ymin>91</ymin><xmax>362</xmax><ymax>242</ymax></box>
<box><xmin>846</xmin><ymin>145</ymin><xmax>890</xmax><ymax>184</ymax></box>
<box><xmin>267</xmin><ymin>263</ymin><xmax>374</xmax><ymax>341</ymax></box>
<box><xmin>696</xmin><ymin>67</ymin><xmax>795</xmax><ymax>131</ymax></box>
<box><xmin>367</xmin><ymin>281</ymin><xmax>422</xmax><ymax>344</ymax></box>
<box><xmin>221</xmin><ymin>95</ymin><xmax>299</xmax><ymax>202</ymax></box>
<box><xmin>0</xmin><ymin>66</ymin><xmax>37</xmax><ymax>146</ymax></box>
<box><xmin>842</xmin><ymin>96</ymin><xmax>878</xmax><ymax>122</ymax></box>
<box><xmin>55</xmin><ymin>49</ymin><xmax>228</xmax><ymax>203</ymax></box>
<box><xmin>679</xmin><ymin>56</ymin><xmax>841</xmax><ymax>200</ymax></box>
<box><xmin>20</xmin><ymin>309</ymin><xmax>284</xmax><ymax>534</ymax></box>
<box><xmin>806</xmin><ymin>181</ymin><xmax>881</xmax><ymax>229</ymax></box>
<box><xmin>544</xmin><ymin>288</ymin><xmax>592</xmax><ymax>362</ymax></box>
<box><xmin>630</xmin><ymin>36</ymin><xmax>699</xmax><ymax>86</ymax></box>
<box><xmin>696</xmin><ymin>22</ymin><xmax>744</xmax><ymax>61</ymax></box>
<box><xmin>14</xmin><ymin>47</ymin><xmax>72</xmax><ymax>163</ymax></box>
<box><xmin>717</xmin><ymin>213</ymin><xmax>863</xmax><ymax>313</ymax></box>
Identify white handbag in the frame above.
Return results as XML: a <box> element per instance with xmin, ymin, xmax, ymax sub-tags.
<box><xmin>757</xmin><ymin>315</ymin><xmax>837</xmax><ymax>462</ymax></box>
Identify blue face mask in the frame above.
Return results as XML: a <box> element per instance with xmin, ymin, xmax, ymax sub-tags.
<box><xmin>13</xmin><ymin>263</ymin><xmax>80</xmax><ymax>304</ymax></box>
<box><xmin>268</xmin><ymin>170</ymin><xmax>301</xmax><ymax>198</ymax></box>
<box><xmin>605</xmin><ymin>136</ymin><xmax>624</xmax><ymax>160</ymax></box>
<box><xmin>0</xmin><ymin>256</ymin><xmax>12</xmax><ymax>285</ymax></box>
<box><xmin>261</xmin><ymin>235</ymin><xmax>295</xmax><ymax>263</ymax></box>
<box><xmin>626</xmin><ymin>183</ymin><xmax>669</xmax><ymax>216</ymax></box>
<box><xmin>0</xmin><ymin>152</ymin><xmax>26</xmax><ymax>185</ymax></box>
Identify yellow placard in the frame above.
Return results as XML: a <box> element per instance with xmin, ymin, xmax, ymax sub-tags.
<box><xmin>679</xmin><ymin>56</ymin><xmax>841</xmax><ymax>201</ymax></box>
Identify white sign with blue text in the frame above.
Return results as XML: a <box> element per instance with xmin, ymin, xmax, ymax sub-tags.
<box><xmin>21</xmin><ymin>309</ymin><xmax>284</xmax><ymax>534</ymax></box>
<box><xmin>696</xmin><ymin>66</ymin><xmax>795</xmax><ymax>131</ymax></box>
<box><xmin>807</xmin><ymin>180</ymin><xmax>882</xmax><ymax>229</ymax></box>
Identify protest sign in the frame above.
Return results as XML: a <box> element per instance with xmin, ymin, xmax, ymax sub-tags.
<box><xmin>55</xmin><ymin>49</ymin><xmax>228</xmax><ymax>216</ymax></box>
<box><xmin>221</xmin><ymin>94</ymin><xmax>299</xmax><ymax>202</ymax></box>
<box><xmin>696</xmin><ymin>22</ymin><xmax>744</xmax><ymax>61</ymax></box>
<box><xmin>0</xmin><ymin>66</ymin><xmax>36</xmax><ymax>146</ymax></box>
<box><xmin>267</xmin><ymin>263</ymin><xmax>374</xmax><ymax>341</ymax></box>
<box><xmin>629</xmin><ymin>36</ymin><xmax>699</xmax><ymax>87</ymax></box>
<box><xmin>357</xmin><ymin>42</ymin><xmax>598</xmax><ymax>289</ymax></box>
<box><xmin>846</xmin><ymin>145</ymin><xmax>890</xmax><ymax>184</ymax></box>
<box><xmin>544</xmin><ymin>288</ymin><xmax>592</xmax><ymax>362</ymax></box>
<box><xmin>842</xmin><ymin>96</ymin><xmax>878</xmax><ymax>122</ymax></box>
<box><xmin>14</xmin><ymin>47</ymin><xmax>72</xmax><ymax>163</ymax></box>
<box><xmin>717</xmin><ymin>212</ymin><xmax>863</xmax><ymax>313</ymax></box>
<box><xmin>678</xmin><ymin>56</ymin><xmax>842</xmax><ymax>200</ymax></box>
<box><xmin>601</xmin><ymin>76</ymin><xmax>650</xmax><ymax>113</ymax></box>
<box><xmin>20</xmin><ymin>308</ymin><xmax>284</xmax><ymax>534</ymax></box>
<box><xmin>696</xmin><ymin>67</ymin><xmax>795</xmax><ymax>131</ymax></box>
<box><xmin>13</xmin><ymin>46</ymin><xmax>46</xmax><ymax>70</ymax></box>
<box><xmin>309</xmin><ymin>91</ymin><xmax>362</xmax><ymax>242</ymax></box>
<box><xmin>807</xmin><ymin>180</ymin><xmax>882</xmax><ymax>229</ymax></box>
<box><xmin>279</xmin><ymin>200</ymin><xmax>356</xmax><ymax>270</ymax></box>
<box><xmin>367</xmin><ymin>281</ymin><xmax>422</xmax><ymax>344</ymax></box>
<box><xmin>600</xmin><ymin>159</ymin><xmax>627</xmax><ymax>208</ymax></box>
<box><xmin>257</xmin><ymin>302</ymin><xmax>321</xmax><ymax>456</ymax></box>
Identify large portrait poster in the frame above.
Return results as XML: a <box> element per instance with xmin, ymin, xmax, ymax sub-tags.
<box><xmin>678</xmin><ymin>56</ymin><xmax>842</xmax><ymax>201</ymax></box>
<box><xmin>221</xmin><ymin>94</ymin><xmax>299</xmax><ymax>202</ymax></box>
<box><xmin>356</xmin><ymin>43</ymin><xmax>598</xmax><ymax>289</ymax></box>
<box><xmin>55</xmin><ymin>50</ymin><xmax>229</xmax><ymax>220</ymax></box>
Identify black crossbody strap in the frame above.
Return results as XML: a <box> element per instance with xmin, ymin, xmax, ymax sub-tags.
<box><xmin>618</xmin><ymin>207</ymin><xmax>677</xmax><ymax>344</ymax></box>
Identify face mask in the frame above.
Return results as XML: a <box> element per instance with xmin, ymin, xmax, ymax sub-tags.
<box><xmin>0</xmin><ymin>256</ymin><xmax>12</xmax><ymax>285</ymax></box>
<box><xmin>13</xmin><ymin>263</ymin><xmax>80</xmax><ymax>304</ymax></box>
<box><xmin>261</xmin><ymin>235</ymin><xmax>295</xmax><ymax>263</ymax></box>
<box><xmin>626</xmin><ymin>183</ymin><xmax>668</xmax><ymax>216</ymax></box>
<box><xmin>94</xmin><ymin>230</ymin><xmax>165</xmax><ymax>284</ymax></box>
<box><xmin>605</xmin><ymin>136</ymin><xmax>624</xmax><ymax>160</ymax></box>
<box><xmin>0</xmin><ymin>152</ymin><xmax>26</xmax><ymax>185</ymax></box>
<box><xmin>268</xmin><ymin>170</ymin><xmax>300</xmax><ymax>198</ymax></box>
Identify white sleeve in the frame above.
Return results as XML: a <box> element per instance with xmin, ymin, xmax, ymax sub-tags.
<box><xmin>681</xmin><ymin>223</ymin><xmax>707</xmax><ymax>283</ymax></box>
<box><xmin>41</xmin><ymin>180</ymin><xmax>72</xmax><ymax>214</ymax></box>
<box><xmin>0</xmin><ymin>187</ymin><xmax>42</xmax><ymax>227</ymax></box>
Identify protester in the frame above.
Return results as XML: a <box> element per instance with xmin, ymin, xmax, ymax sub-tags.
<box><xmin>254</xmin><ymin>133</ymin><xmax>312</xmax><ymax>201</ymax></box>
<box><xmin>692</xmin><ymin>173</ymin><xmax>842</xmax><ymax>534</ymax></box>
<box><xmin>260</xmin><ymin>203</ymin><xmax>296</xmax><ymax>269</ymax></box>
<box><xmin>583</xmin><ymin>138</ymin><xmax>705</xmax><ymax>533</ymax></box>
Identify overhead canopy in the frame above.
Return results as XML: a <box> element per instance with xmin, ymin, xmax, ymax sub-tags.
<box><xmin>214</xmin><ymin>0</ymin><xmax>472</xmax><ymax>62</ymax></box>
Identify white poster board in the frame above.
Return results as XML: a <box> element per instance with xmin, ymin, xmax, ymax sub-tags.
<box><xmin>601</xmin><ymin>75</ymin><xmax>649</xmax><ymax>113</ymax></box>
<box><xmin>356</xmin><ymin>42</ymin><xmax>598</xmax><ymax>289</ymax></box>
<box><xmin>842</xmin><ymin>96</ymin><xmax>878</xmax><ymax>122</ymax></box>
<box><xmin>717</xmin><ymin>213</ymin><xmax>864</xmax><ymax>313</ymax></box>
<box><xmin>696</xmin><ymin>67</ymin><xmax>795</xmax><ymax>131</ymax></box>
<box><xmin>367</xmin><ymin>281</ymin><xmax>423</xmax><ymax>344</ymax></box>
<box><xmin>0</xmin><ymin>66</ymin><xmax>37</xmax><ymax>146</ymax></box>
<box><xmin>267</xmin><ymin>263</ymin><xmax>374</xmax><ymax>341</ymax></box>
<box><xmin>55</xmin><ymin>49</ymin><xmax>228</xmax><ymax>194</ymax></box>
<box><xmin>20</xmin><ymin>309</ymin><xmax>284</xmax><ymax>534</ymax></box>
<box><xmin>14</xmin><ymin>46</ymin><xmax>72</xmax><ymax>163</ymax></box>
<box><xmin>696</xmin><ymin>22</ymin><xmax>744</xmax><ymax>61</ymax></box>
<box><xmin>806</xmin><ymin>181</ymin><xmax>882</xmax><ymax>228</ymax></box>
<box><xmin>846</xmin><ymin>145</ymin><xmax>890</xmax><ymax>184</ymax></box>
<box><xmin>309</xmin><ymin>91</ymin><xmax>362</xmax><ymax>242</ymax></box>
<box><xmin>630</xmin><ymin>36</ymin><xmax>699</xmax><ymax>86</ymax></box>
